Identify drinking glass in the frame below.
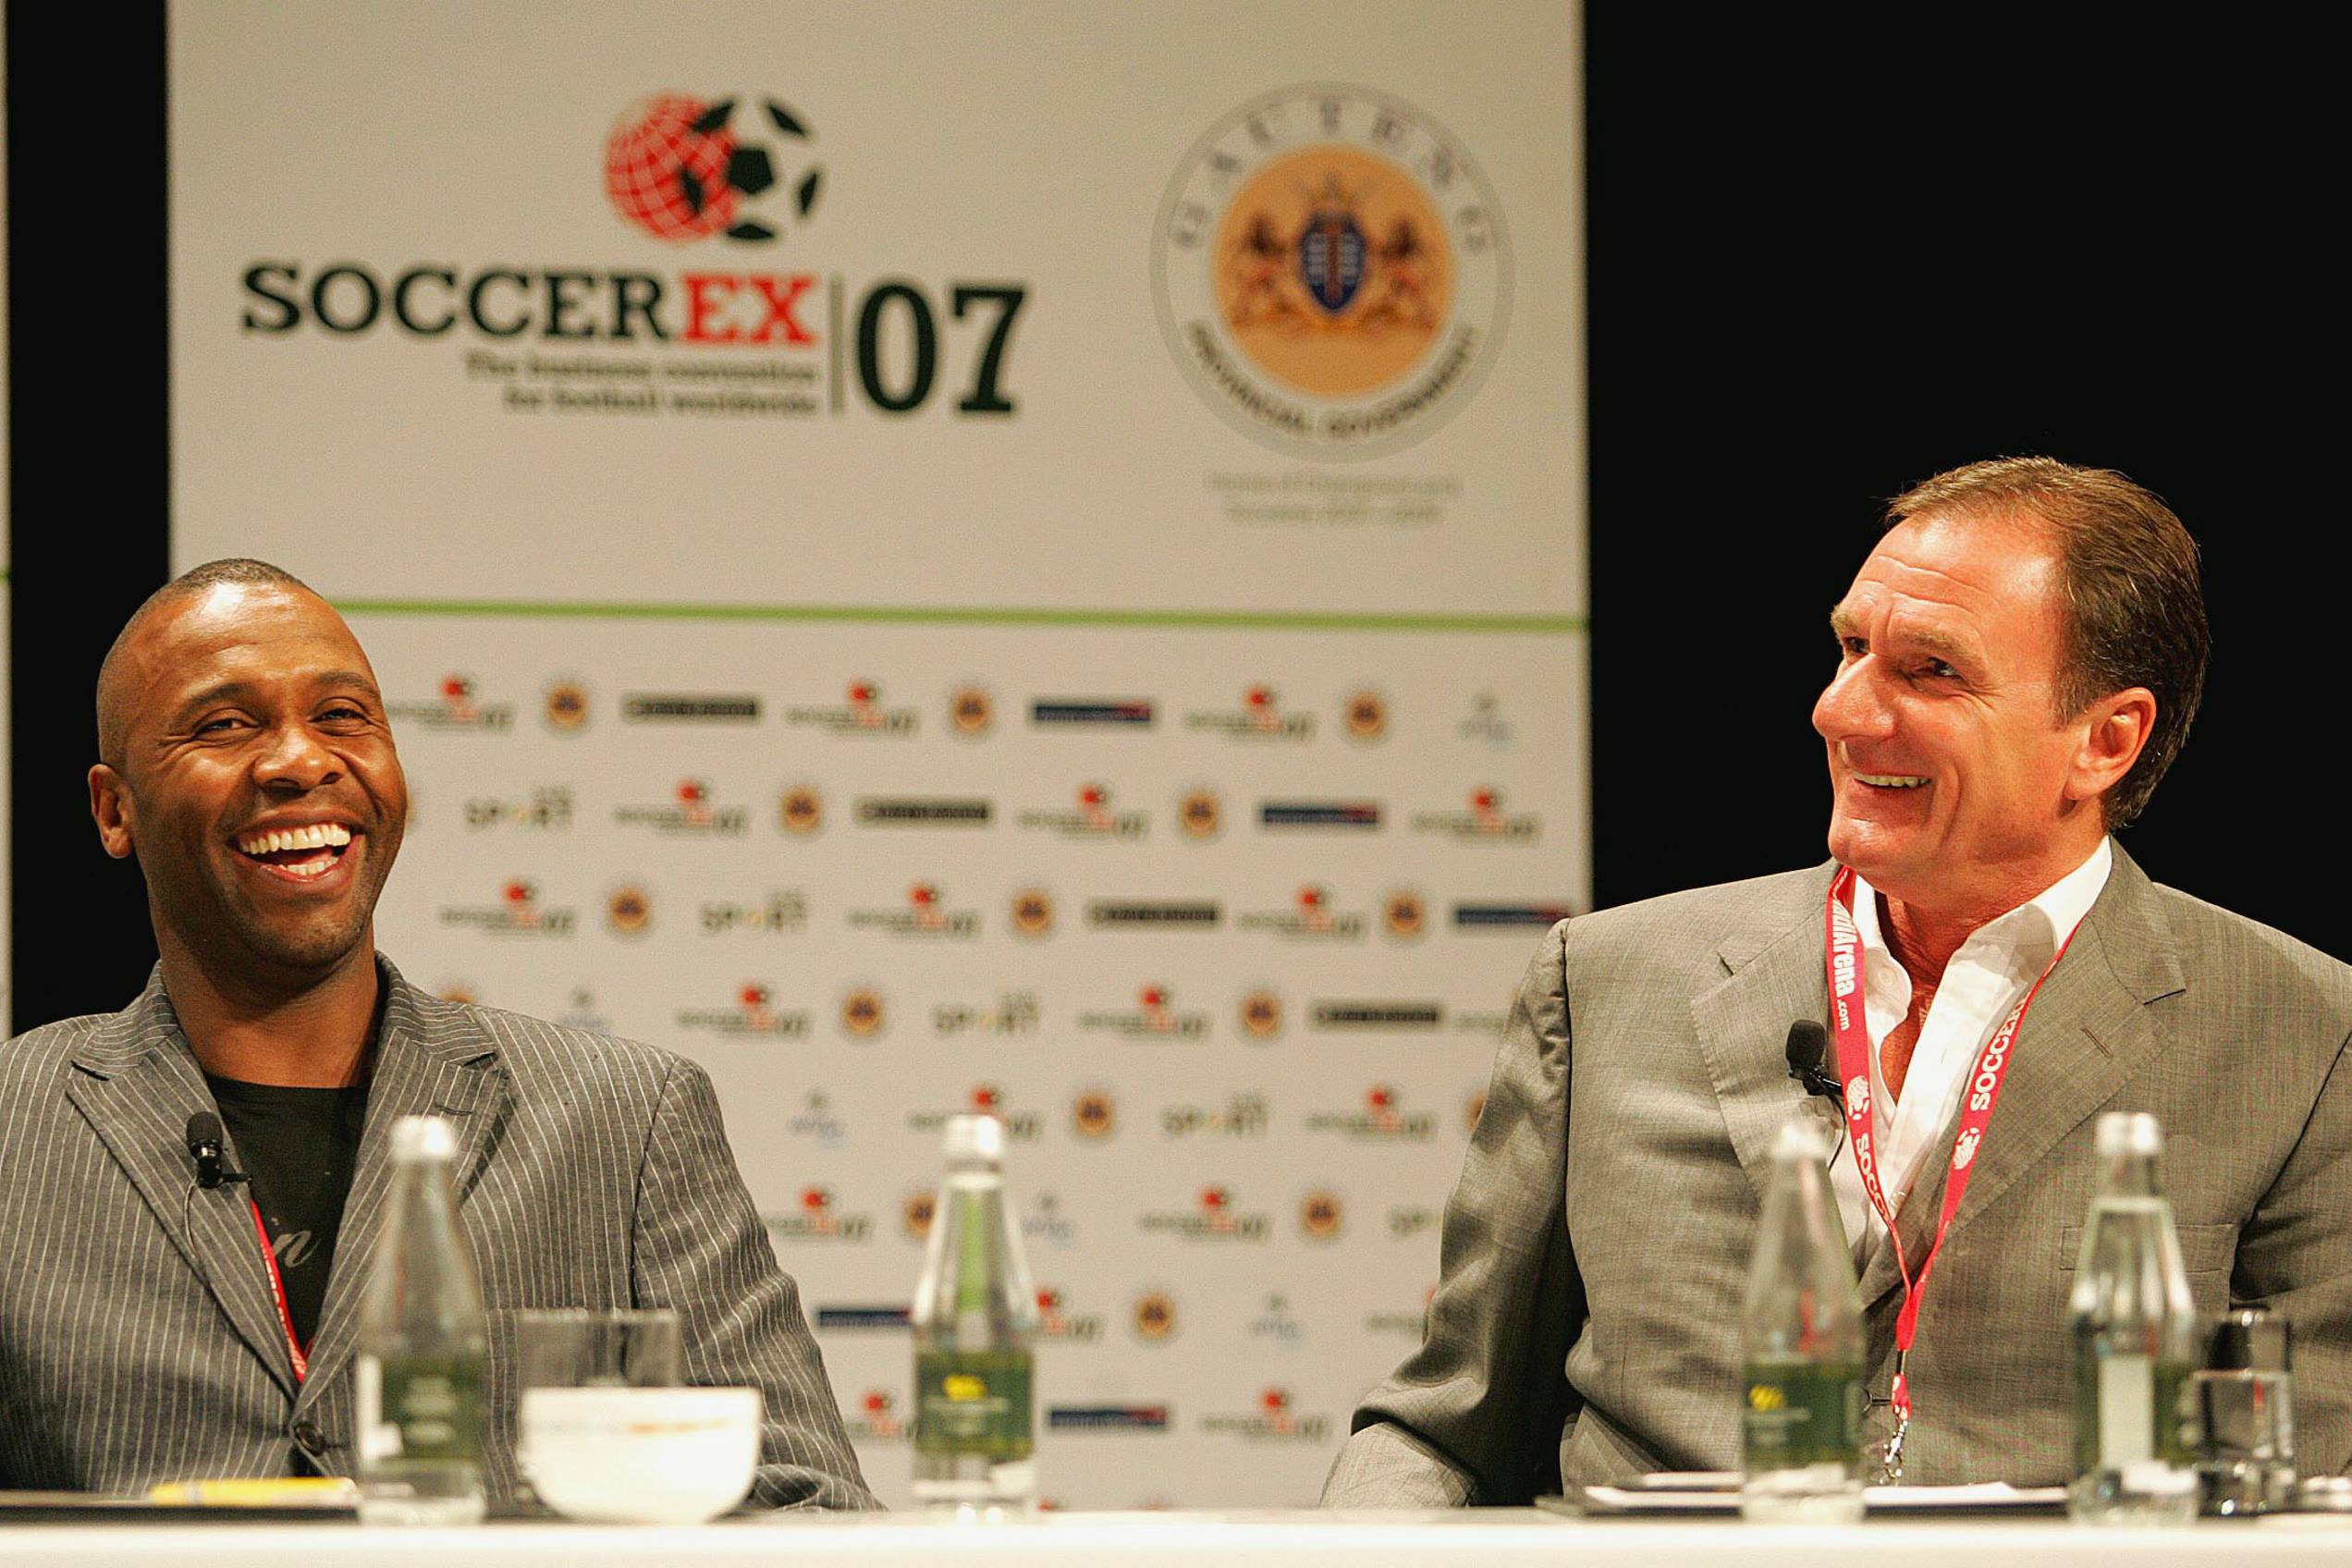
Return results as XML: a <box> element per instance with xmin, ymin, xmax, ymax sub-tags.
<box><xmin>516</xmin><ymin>1307</ymin><xmax>682</xmax><ymax>1390</ymax></box>
<box><xmin>2194</xmin><ymin>1307</ymin><xmax>2296</xmax><ymax>1516</ymax></box>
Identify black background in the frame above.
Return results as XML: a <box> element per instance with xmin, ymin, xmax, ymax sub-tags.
<box><xmin>6</xmin><ymin>9</ymin><xmax>2340</xmax><ymax>1031</ymax></box>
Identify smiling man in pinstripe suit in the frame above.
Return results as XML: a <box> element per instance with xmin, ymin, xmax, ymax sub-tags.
<box><xmin>0</xmin><ymin>558</ymin><xmax>876</xmax><ymax>1507</ymax></box>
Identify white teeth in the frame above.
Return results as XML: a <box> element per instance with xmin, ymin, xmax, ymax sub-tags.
<box><xmin>1856</xmin><ymin>773</ymin><xmax>1928</xmax><ymax>789</ymax></box>
<box><xmin>237</xmin><ymin>823</ymin><xmax>353</xmax><ymax>856</ymax></box>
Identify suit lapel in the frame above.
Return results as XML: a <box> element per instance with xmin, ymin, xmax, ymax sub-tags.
<box><xmin>1857</xmin><ymin>847</ymin><xmax>2184</xmax><ymax>1309</ymax></box>
<box><xmin>1689</xmin><ymin>865</ymin><xmax>1841</xmax><ymax>1205</ymax></box>
<box><xmin>298</xmin><ymin>963</ymin><xmax>511</xmax><ymax>1407</ymax></box>
<box><xmin>1859</xmin><ymin>1121</ymin><xmax>1953</xmax><ymax>1307</ymax></box>
<box><xmin>1940</xmin><ymin>850</ymin><xmax>2182</xmax><ymax>1240</ymax></box>
<box><xmin>63</xmin><ymin>973</ymin><xmax>302</xmax><ymax>1399</ymax></box>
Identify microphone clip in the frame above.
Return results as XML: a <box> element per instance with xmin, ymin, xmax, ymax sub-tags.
<box><xmin>185</xmin><ymin>1113</ymin><xmax>251</xmax><ymax>1193</ymax></box>
<box><xmin>1782</xmin><ymin>1021</ymin><xmax>1846</xmax><ymax>1110</ymax></box>
<box><xmin>193</xmin><ymin>1146</ymin><xmax>250</xmax><ymax>1192</ymax></box>
<box><xmin>1796</xmin><ymin>1062</ymin><xmax>1845</xmax><ymax>1109</ymax></box>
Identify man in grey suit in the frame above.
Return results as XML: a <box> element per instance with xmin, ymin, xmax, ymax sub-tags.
<box><xmin>0</xmin><ymin>559</ymin><xmax>876</xmax><ymax>1508</ymax></box>
<box><xmin>1327</xmin><ymin>458</ymin><xmax>2351</xmax><ymax>1503</ymax></box>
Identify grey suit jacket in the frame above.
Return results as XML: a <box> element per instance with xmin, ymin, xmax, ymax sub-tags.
<box><xmin>1325</xmin><ymin>847</ymin><xmax>2352</xmax><ymax>1504</ymax></box>
<box><xmin>0</xmin><ymin>958</ymin><xmax>876</xmax><ymax>1509</ymax></box>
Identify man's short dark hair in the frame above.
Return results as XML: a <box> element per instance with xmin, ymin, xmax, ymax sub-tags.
<box><xmin>1886</xmin><ymin>458</ymin><xmax>2206</xmax><ymax>829</ymax></box>
<box><xmin>96</xmin><ymin>558</ymin><xmax>318</xmax><ymax>767</ymax></box>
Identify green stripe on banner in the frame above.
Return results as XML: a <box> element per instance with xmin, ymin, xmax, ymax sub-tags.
<box><xmin>331</xmin><ymin>599</ymin><xmax>1588</xmax><ymax>635</ymax></box>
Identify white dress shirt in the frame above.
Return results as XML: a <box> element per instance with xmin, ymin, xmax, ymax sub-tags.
<box><xmin>1828</xmin><ymin>838</ymin><xmax>2113</xmax><ymax>1268</ymax></box>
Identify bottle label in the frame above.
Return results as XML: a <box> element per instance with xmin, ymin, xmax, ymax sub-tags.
<box><xmin>1743</xmin><ymin>1360</ymin><xmax>1862</xmax><ymax>1470</ymax></box>
<box><xmin>358</xmin><ymin>1354</ymin><xmax>484</xmax><ymax>1464</ymax></box>
<box><xmin>913</xmin><ymin>1349</ymin><xmax>1035</xmax><ymax>1460</ymax></box>
<box><xmin>2075</xmin><ymin>1352</ymin><xmax>2195</xmax><ymax>1474</ymax></box>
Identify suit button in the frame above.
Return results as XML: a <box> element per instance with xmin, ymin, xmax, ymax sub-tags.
<box><xmin>292</xmin><ymin>1419</ymin><xmax>326</xmax><ymax>1451</ymax></box>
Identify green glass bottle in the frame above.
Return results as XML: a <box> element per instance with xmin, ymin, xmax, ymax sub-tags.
<box><xmin>2068</xmin><ymin>1111</ymin><xmax>2198</xmax><ymax>1525</ymax></box>
<box><xmin>911</xmin><ymin>1114</ymin><xmax>1038</xmax><ymax>1511</ymax></box>
<box><xmin>1741</xmin><ymin>1116</ymin><xmax>1865</xmax><ymax>1522</ymax></box>
<box><xmin>355</xmin><ymin>1116</ymin><xmax>488</xmax><ymax>1525</ymax></box>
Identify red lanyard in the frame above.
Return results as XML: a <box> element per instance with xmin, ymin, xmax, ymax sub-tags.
<box><xmin>248</xmin><ymin>1199</ymin><xmax>310</xmax><ymax>1382</ymax></box>
<box><xmin>1825</xmin><ymin>867</ymin><xmax>2081</xmax><ymax>1435</ymax></box>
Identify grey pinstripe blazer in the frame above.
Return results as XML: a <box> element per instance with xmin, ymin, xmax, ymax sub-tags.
<box><xmin>0</xmin><ymin>958</ymin><xmax>876</xmax><ymax>1509</ymax></box>
<box><xmin>1325</xmin><ymin>846</ymin><xmax>2352</xmax><ymax>1504</ymax></box>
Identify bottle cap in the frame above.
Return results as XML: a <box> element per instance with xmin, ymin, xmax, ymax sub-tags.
<box><xmin>2203</xmin><ymin>1307</ymin><xmax>2292</xmax><ymax>1372</ymax></box>
<box><xmin>390</xmin><ymin>1114</ymin><xmax>458</xmax><ymax>1161</ymax></box>
<box><xmin>2093</xmin><ymin>1110</ymin><xmax>2162</xmax><ymax>1158</ymax></box>
<box><xmin>943</xmin><ymin>1112</ymin><xmax>1005</xmax><ymax>1163</ymax></box>
<box><xmin>1771</xmin><ymin>1114</ymin><xmax>1834</xmax><ymax>1163</ymax></box>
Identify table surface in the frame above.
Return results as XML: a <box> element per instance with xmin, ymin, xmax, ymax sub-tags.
<box><xmin>4</xmin><ymin>1508</ymin><xmax>2351</xmax><ymax>1566</ymax></box>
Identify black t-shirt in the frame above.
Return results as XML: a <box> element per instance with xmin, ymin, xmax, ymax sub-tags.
<box><xmin>204</xmin><ymin>1075</ymin><xmax>369</xmax><ymax>1350</ymax></box>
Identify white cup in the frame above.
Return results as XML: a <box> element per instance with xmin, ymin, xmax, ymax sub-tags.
<box><xmin>518</xmin><ymin>1386</ymin><xmax>761</xmax><ymax>1524</ymax></box>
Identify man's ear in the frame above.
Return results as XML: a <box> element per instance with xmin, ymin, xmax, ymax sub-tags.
<box><xmin>90</xmin><ymin>765</ymin><xmax>136</xmax><ymax>860</ymax></box>
<box><xmin>2066</xmin><ymin>686</ymin><xmax>2156</xmax><ymax>803</ymax></box>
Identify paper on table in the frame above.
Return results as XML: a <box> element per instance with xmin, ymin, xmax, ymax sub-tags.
<box><xmin>1866</xmin><ymin>1484</ymin><xmax>2067</xmax><ymax>1509</ymax></box>
<box><xmin>0</xmin><ymin>1480</ymin><xmax>358</xmax><ymax>1522</ymax></box>
<box><xmin>1629</xmin><ymin>1472</ymin><xmax>1739</xmax><ymax>1489</ymax></box>
<box><xmin>1546</xmin><ymin>1481</ymin><xmax>2065</xmax><ymax>1516</ymax></box>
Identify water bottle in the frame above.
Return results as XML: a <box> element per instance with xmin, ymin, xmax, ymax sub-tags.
<box><xmin>355</xmin><ymin>1115</ymin><xmax>489</xmax><ymax>1525</ymax></box>
<box><xmin>1740</xmin><ymin>1116</ymin><xmax>1865</xmax><ymax>1522</ymax></box>
<box><xmin>2068</xmin><ymin>1110</ymin><xmax>2198</xmax><ymax>1525</ymax></box>
<box><xmin>911</xmin><ymin>1113</ymin><xmax>1039</xmax><ymax>1511</ymax></box>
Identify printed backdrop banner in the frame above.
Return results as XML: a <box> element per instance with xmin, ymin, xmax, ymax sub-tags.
<box><xmin>169</xmin><ymin>1</ymin><xmax>1584</xmax><ymax>1506</ymax></box>
<box><xmin>3</xmin><ymin>12</ymin><xmax>12</xmax><ymax>1038</ymax></box>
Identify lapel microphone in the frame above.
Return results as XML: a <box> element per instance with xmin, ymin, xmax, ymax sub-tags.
<box><xmin>1784</xmin><ymin>1021</ymin><xmax>1844</xmax><ymax>1108</ymax></box>
<box><xmin>184</xmin><ymin>1111</ymin><xmax>251</xmax><ymax>1192</ymax></box>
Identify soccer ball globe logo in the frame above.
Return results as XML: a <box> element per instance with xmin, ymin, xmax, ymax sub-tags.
<box><xmin>603</xmin><ymin>92</ymin><xmax>822</xmax><ymax>242</ymax></box>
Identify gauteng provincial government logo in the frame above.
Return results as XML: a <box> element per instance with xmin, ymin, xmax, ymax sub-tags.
<box><xmin>543</xmin><ymin>678</ymin><xmax>591</xmax><ymax>732</ymax></box>
<box><xmin>1132</xmin><ymin>1290</ymin><xmax>1179</xmax><ymax>1343</ymax></box>
<box><xmin>1152</xmin><ymin>85</ymin><xmax>1509</xmax><ymax>458</ymax></box>
<box><xmin>1072</xmin><ymin>1087</ymin><xmax>1118</xmax><ymax>1140</ymax></box>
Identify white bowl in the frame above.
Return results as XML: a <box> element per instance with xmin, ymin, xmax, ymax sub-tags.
<box><xmin>519</xmin><ymin>1386</ymin><xmax>760</xmax><ymax>1524</ymax></box>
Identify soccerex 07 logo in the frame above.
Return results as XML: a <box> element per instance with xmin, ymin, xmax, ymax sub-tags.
<box><xmin>239</xmin><ymin>90</ymin><xmax>1025</xmax><ymax>423</ymax></box>
<box><xmin>1151</xmin><ymin>84</ymin><xmax>1511</xmax><ymax>459</ymax></box>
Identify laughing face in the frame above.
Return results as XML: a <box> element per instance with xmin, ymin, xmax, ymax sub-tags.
<box><xmin>1812</xmin><ymin>509</ymin><xmax>2124</xmax><ymax>920</ymax></box>
<box><xmin>89</xmin><ymin>582</ymin><xmax>408</xmax><ymax>987</ymax></box>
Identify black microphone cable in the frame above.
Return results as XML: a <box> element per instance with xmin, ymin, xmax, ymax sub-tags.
<box><xmin>180</xmin><ymin>1109</ymin><xmax>251</xmax><ymax>1245</ymax></box>
<box><xmin>1783</xmin><ymin>1020</ymin><xmax>1848</xmax><ymax>1165</ymax></box>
